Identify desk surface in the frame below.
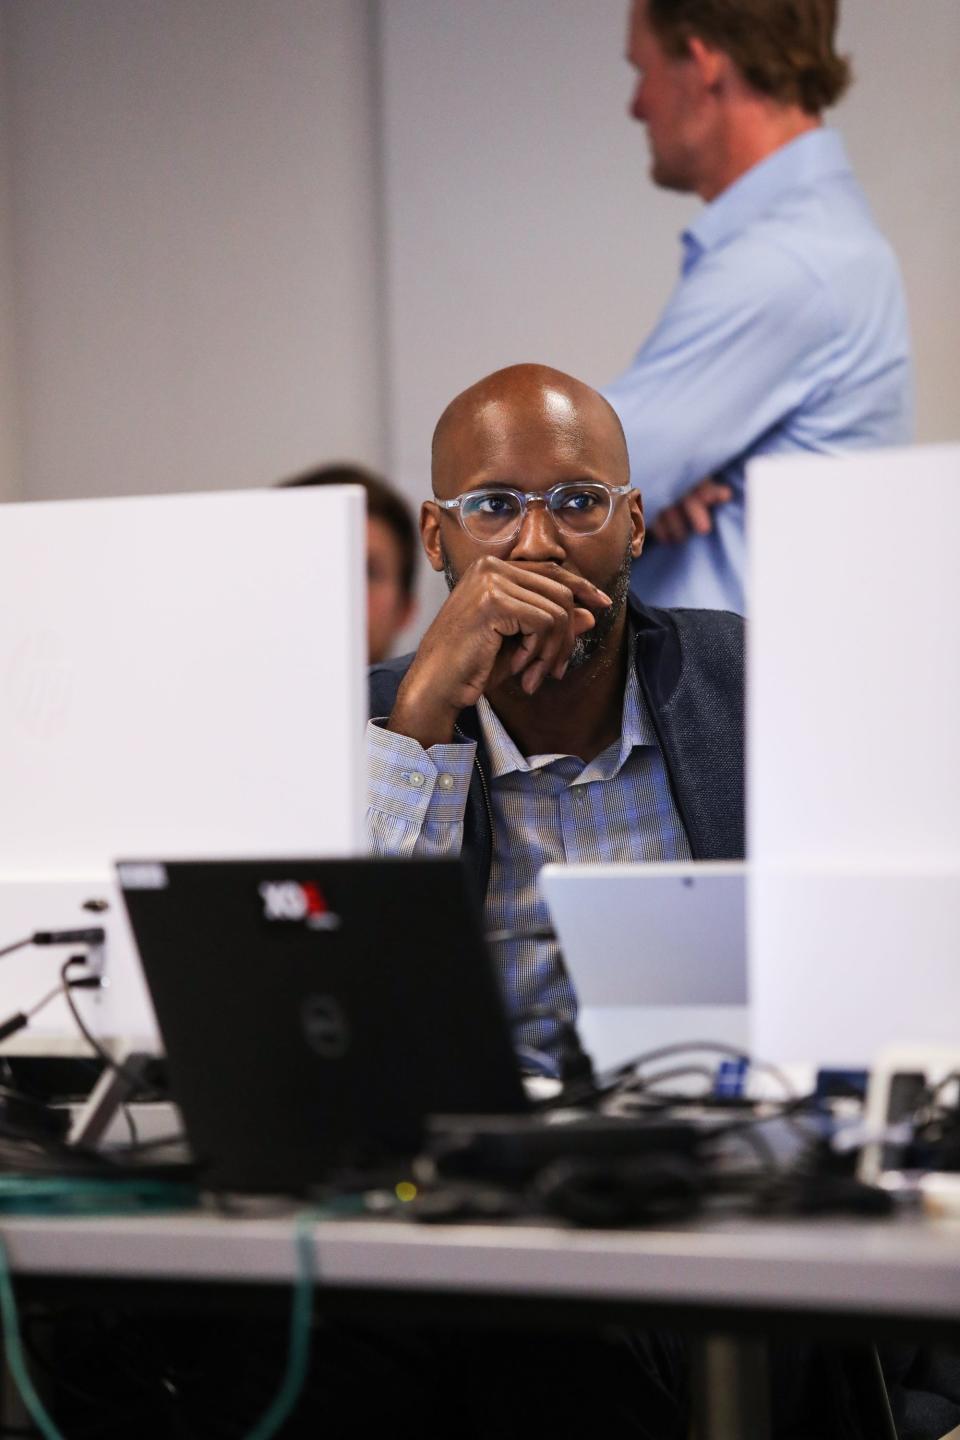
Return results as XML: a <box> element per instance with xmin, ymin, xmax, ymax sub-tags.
<box><xmin>2</xmin><ymin>1209</ymin><xmax>959</xmax><ymax>1323</ymax></box>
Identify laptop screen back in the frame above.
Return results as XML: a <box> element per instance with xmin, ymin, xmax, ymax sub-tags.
<box><xmin>120</xmin><ymin>857</ymin><xmax>527</xmax><ymax>1191</ymax></box>
<box><xmin>540</xmin><ymin>862</ymin><xmax>748</xmax><ymax>1070</ymax></box>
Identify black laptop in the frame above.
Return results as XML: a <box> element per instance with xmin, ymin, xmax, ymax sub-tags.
<box><xmin>118</xmin><ymin>857</ymin><xmax>528</xmax><ymax>1192</ymax></box>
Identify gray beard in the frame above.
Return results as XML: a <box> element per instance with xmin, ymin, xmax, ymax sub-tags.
<box><xmin>441</xmin><ymin>540</ymin><xmax>633</xmax><ymax>671</ymax></box>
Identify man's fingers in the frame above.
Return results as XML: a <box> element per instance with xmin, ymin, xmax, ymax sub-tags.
<box><xmin>664</xmin><ymin>506</ymin><xmax>689</xmax><ymax>542</ymax></box>
<box><xmin>653</xmin><ymin>504</ymin><xmax>689</xmax><ymax>544</ymax></box>
<box><xmin>420</xmin><ymin>557</ymin><xmax>614</xmax><ymax>706</ymax></box>
<box><xmin>678</xmin><ymin>478</ymin><xmax>734</xmax><ymax>534</ymax></box>
<box><xmin>493</xmin><ymin>586</ymin><xmax>576</xmax><ymax>676</ymax></box>
<box><xmin>653</xmin><ymin>479</ymin><xmax>734</xmax><ymax>544</ymax></box>
<box><xmin>396</xmin><ymin>555</ymin><xmax>614</xmax><ymax>732</ymax></box>
<box><xmin>505</xmin><ymin>562</ymin><xmax>612</xmax><ymax>612</ymax></box>
<box><xmin>518</xmin><ymin>606</ymin><xmax>587</xmax><ymax>688</ymax></box>
<box><xmin>521</xmin><ymin>659</ymin><xmax>550</xmax><ymax>695</ymax></box>
<box><xmin>534</xmin><ymin>605</ymin><xmax>596</xmax><ymax>681</ymax></box>
<box><xmin>510</xmin><ymin>630</ymin><xmax>542</xmax><ymax>674</ymax></box>
<box><xmin>695</xmin><ymin>479</ymin><xmax>733</xmax><ymax>505</ymax></box>
<box><xmin>548</xmin><ymin>606</ymin><xmax>596</xmax><ymax>681</ymax></box>
<box><xmin>556</xmin><ymin>571</ymin><xmax>612</xmax><ymax>610</ymax></box>
<box><xmin>681</xmin><ymin>495</ymin><xmax>715</xmax><ymax>535</ymax></box>
<box><xmin>505</xmin><ymin>599</ymin><xmax>597</xmax><ymax>693</ymax></box>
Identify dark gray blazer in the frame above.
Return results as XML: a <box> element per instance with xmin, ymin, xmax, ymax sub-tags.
<box><xmin>369</xmin><ymin>598</ymin><xmax>745</xmax><ymax>899</ymax></box>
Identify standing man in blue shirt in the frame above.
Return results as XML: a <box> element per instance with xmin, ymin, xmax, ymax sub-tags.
<box><xmin>602</xmin><ymin>0</ymin><xmax>913</xmax><ymax>614</ymax></box>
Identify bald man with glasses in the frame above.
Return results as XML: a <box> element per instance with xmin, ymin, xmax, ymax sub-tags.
<box><xmin>367</xmin><ymin>362</ymin><xmax>744</xmax><ymax>1081</ymax></box>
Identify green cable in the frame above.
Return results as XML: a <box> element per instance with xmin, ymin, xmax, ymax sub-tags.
<box><xmin>0</xmin><ymin>1230</ymin><xmax>65</xmax><ymax>1440</ymax></box>
<box><xmin>243</xmin><ymin>1210</ymin><xmax>317</xmax><ymax>1440</ymax></box>
<box><xmin>0</xmin><ymin>1175</ymin><xmax>199</xmax><ymax>1216</ymax></box>
<box><xmin>0</xmin><ymin>1185</ymin><xmax>318</xmax><ymax>1440</ymax></box>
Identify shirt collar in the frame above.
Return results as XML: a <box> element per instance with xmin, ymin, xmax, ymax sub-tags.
<box><xmin>681</xmin><ymin>127</ymin><xmax>852</xmax><ymax>273</ymax></box>
<box><xmin>476</xmin><ymin>628</ymin><xmax>659</xmax><ymax>780</ymax></box>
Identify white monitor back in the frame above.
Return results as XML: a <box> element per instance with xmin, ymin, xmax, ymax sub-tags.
<box><xmin>748</xmin><ymin>445</ymin><xmax>960</xmax><ymax>1066</ymax></box>
<box><xmin>540</xmin><ymin>862</ymin><xmax>749</xmax><ymax>1072</ymax></box>
<box><xmin>748</xmin><ymin>862</ymin><xmax>960</xmax><ymax>1069</ymax></box>
<box><xmin>0</xmin><ymin>487</ymin><xmax>366</xmax><ymax>1044</ymax></box>
<box><xmin>749</xmin><ymin>444</ymin><xmax>960</xmax><ymax>864</ymax></box>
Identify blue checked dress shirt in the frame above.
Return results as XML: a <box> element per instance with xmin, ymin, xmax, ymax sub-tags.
<box><xmin>367</xmin><ymin>642</ymin><xmax>692</xmax><ymax>1076</ymax></box>
<box><xmin>602</xmin><ymin>128</ymin><xmax>913</xmax><ymax>615</ymax></box>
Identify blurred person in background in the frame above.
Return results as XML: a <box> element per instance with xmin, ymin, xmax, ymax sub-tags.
<box><xmin>280</xmin><ymin>464</ymin><xmax>417</xmax><ymax>662</ymax></box>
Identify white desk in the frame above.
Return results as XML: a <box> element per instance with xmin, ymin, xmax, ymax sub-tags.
<box><xmin>3</xmin><ymin>1208</ymin><xmax>959</xmax><ymax>1440</ymax></box>
<box><xmin>1</xmin><ymin>1208</ymin><xmax>959</xmax><ymax>1322</ymax></box>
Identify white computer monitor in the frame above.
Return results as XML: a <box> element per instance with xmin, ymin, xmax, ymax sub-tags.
<box><xmin>0</xmin><ymin>486</ymin><xmax>367</xmax><ymax>1049</ymax></box>
<box><xmin>748</xmin><ymin>443</ymin><xmax>960</xmax><ymax>1066</ymax></box>
<box><xmin>540</xmin><ymin>862</ymin><xmax>749</xmax><ymax>1072</ymax></box>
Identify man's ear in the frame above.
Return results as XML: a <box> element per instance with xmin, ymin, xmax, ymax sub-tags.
<box><xmin>687</xmin><ymin>35</ymin><xmax>728</xmax><ymax>93</ymax></box>
<box><xmin>420</xmin><ymin>501</ymin><xmax>446</xmax><ymax>574</ymax></box>
<box><xmin>629</xmin><ymin>490</ymin><xmax>645</xmax><ymax>559</ymax></box>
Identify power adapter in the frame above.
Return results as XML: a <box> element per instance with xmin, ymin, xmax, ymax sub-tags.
<box><xmin>424</xmin><ymin>1112</ymin><xmax>705</xmax><ymax>1185</ymax></box>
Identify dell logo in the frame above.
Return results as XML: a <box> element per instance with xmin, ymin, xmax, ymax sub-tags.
<box><xmin>301</xmin><ymin>995</ymin><xmax>350</xmax><ymax>1060</ymax></box>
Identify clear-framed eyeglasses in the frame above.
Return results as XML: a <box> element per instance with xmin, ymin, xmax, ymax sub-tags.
<box><xmin>433</xmin><ymin>481</ymin><xmax>632</xmax><ymax>546</ymax></box>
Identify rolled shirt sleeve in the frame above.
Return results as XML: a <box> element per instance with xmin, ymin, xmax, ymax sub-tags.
<box><xmin>366</xmin><ymin>719</ymin><xmax>476</xmax><ymax>857</ymax></box>
<box><xmin>602</xmin><ymin>237</ymin><xmax>840</xmax><ymax>521</ymax></box>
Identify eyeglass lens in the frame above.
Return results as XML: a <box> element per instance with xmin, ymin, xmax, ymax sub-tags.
<box><xmin>459</xmin><ymin>484</ymin><xmax>613</xmax><ymax>542</ymax></box>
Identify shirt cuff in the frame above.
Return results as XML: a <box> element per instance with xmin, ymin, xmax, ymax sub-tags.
<box><xmin>367</xmin><ymin>719</ymin><xmax>476</xmax><ymax>822</ymax></box>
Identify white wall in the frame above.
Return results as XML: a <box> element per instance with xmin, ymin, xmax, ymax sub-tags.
<box><xmin>0</xmin><ymin>7</ymin><xmax>21</xmax><ymax>502</ymax></box>
<box><xmin>4</xmin><ymin>0</ymin><xmax>384</xmax><ymax>501</ymax></box>
<box><xmin>379</xmin><ymin>0</ymin><xmax>685</xmax><ymax>493</ymax></box>
<box><xmin>835</xmin><ymin>1</ymin><xmax>960</xmax><ymax>441</ymax></box>
<box><xmin>2</xmin><ymin>1</ymin><xmax>957</xmax><ymax>581</ymax></box>
<box><xmin>379</xmin><ymin>0</ymin><xmax>960</xmax><ymax>631</ymax></box>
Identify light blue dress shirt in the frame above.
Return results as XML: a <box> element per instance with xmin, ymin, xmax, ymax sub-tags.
<box><xmin>603</xmin><ymin>128</ymin><xmax>914</xmax><ymax>614</ymax></box>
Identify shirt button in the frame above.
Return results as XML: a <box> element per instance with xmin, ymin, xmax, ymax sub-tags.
<box><xmin>406</xmin><ymin>771</ymin><xmax>425</xmax><ymax>789</ymax></box>
<box><xmin>437</xmin><ymin>773</ymin><xmax>455</xmax><ymax>791</ymax></box>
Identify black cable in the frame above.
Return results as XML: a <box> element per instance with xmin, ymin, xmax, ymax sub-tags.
<box><xmin>839</xmin><ymin>1346</ymin><xmax>900</xmax><ymax>1440</ymax></box>
<box><xmin>0</xmin><ymin>960</ymin><xmax>170</xmax><ymax>1168</ymax></box>
<box><xmin>0</xmin><ymin>980</ymin><xmax>76</xmax><ymax>1044</ymax></box>
<box><xmin>715</xmin><ymin>1118</ymin><xmax>781</xmax><ymax>1178</ymax></box>
<box><xmin>0</xmin><ymin>926</ymin><xmax>108</xmax><ymax>1046</ymax></box>
<box><xmin>1</xmin><ymin>928</ymin><xmax>105</xmax><ymax>963</ymax></box>
<box><xmin>25</xmin><ymin>982</ymin><xmax>69</xmax><ymax>1021</ymax></box>
<box><xmin>543</xmin><ymin>1038</ymin><xmax>799</xmax><ymax>1113</ymax></box>
<box><xmin>120</xmin><ymin>1104</ymin><xmax>139</xmax><ymax>1146</ymax></box>
<box><xmin>0</xmin><ymin>1123</ymin><xmax>185</xmax><ymax>1178</ymax></box>
<box><xmin>20</xmin><ymin>1310</ymin><xmax>127</xmax><ymax>1416</ymax></box>
<box><xmin>622</xmin><ymin>1067</ymin><xmax>788</xmax><ymax>1180</ymax></box>
<box><xmin>32</xmin><ymin>928</ymin><xmax>105</xmax><ymax>948</ymax></box>
<box><xmin>868</xmin><ymin>1344</ymin><xmax>900</xmax><ymax>1440</ymax></box>
<box><xmin>613</xmin><ymin>1040</ymin><xmax>797</xmax><ymax>1099</ymax></box>
<box><xmin>627</xmin><ymin>1063</ymin><xmax>719</xmax><ymax>1095</ymax></box>
<box><xmin>110</xmin><ymin>1131</ymin><xmax>189</xmax><ymax>1157</ymax></box>
<box><xmin>59</xmin><ymin>958</ymin><xmax>155</xmax><ymax>1101</ymax></box>
<box><xmin>0</xmin><ymin>937</ymin><xmax>33</xmax><ymax>962</ymax></box>
<box><xmin>0</xmin><ymin>1126</ymin><xmax>112</xmax><ymax>1175</ymax></box>
<box><xmin>709</xmin><ymin>1091</ymin><xmax>821</xmax><ymax>1155</ymax></box>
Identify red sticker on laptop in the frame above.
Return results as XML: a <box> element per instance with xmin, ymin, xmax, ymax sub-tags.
<box><xmin>258</xmin><ymin>881</ymin><xmax>341</xmax><ymax>931</ymax></box>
